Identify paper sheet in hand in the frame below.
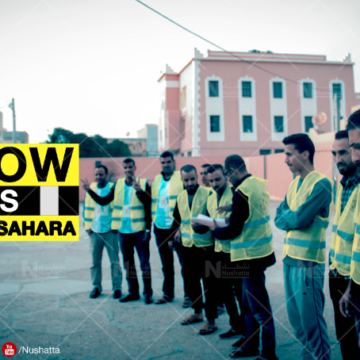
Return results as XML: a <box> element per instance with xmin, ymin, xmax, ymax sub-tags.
<box><xmin>192</xmin><ymin>214</ymin><xmax>227</xmax><ymax>228</ymax></box>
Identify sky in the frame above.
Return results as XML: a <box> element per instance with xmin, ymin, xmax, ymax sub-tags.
<box><xmin>0</xmin><ymin>0</ymin><xmax>359</xmax><ymax>143</ymax></box>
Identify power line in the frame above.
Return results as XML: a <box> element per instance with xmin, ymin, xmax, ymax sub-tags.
<box><xmin>135</xmin><ymin>0</ymin><xmax>334</xmax><ymax>94</ymax></box>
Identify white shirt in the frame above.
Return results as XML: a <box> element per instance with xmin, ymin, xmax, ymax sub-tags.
<box><xmin>154</xmin><ymin>177</ymin><xmax>173</xmax><ymax>229</ymax></box>
<box><xmin>91</xmin><ymin>183</ymin><xmax>112</xmax><ymax>233</ymax></box>
<box><xmin>119</xmin><ymin>182</ymin><xmax>135</xmax><ymax>234</ymax></box>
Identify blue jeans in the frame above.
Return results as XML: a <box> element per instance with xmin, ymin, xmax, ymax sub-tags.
<box><xmin>284</xmin><ymin>263</ymin><xmax>331</xmax><ymax>360</ymax></box>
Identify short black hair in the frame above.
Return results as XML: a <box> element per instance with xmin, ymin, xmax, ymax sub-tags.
<box><xmin>96</xmin><ymin>164</ymin><xmax>108</xmax><ymax>174</ymax></box>
<box><xmin>180</xmin><ymin>164</ymin><xmax>197</xmax><ymax>174</ymax></box>
<box><xmin>347</xmin><ymin>110</ymin><xmax>360</xmax><ymax>130</ymax></box>
<box><xmin>283</xmin><ymin>133</ymin><xmax>315</xmax><ymax>165</ymax></box>
<box><xmin>207</xmin><ymin>164</ymin><xmax>225</xmax><ymax>175</ymax></box>
<box><xmin>160</xmin><ymin>151</ymin><xmax>174</xmax><ymax>161</ymax></box>
<box><xmin>123</xmin><ymin>158</ymin><xmax>135</xmax><ymax>166</ymax></box>
<box><xmin>225</xmin><ymin>155</ymin><xmax>246</xmax><ymax>172</ymax></box>
<box><xmin>335</xmin><ymin>130</ymin><xmax>348</xmax><ymax>140</ymax></box>
<box><xmin>201</xmin><ymin>164</ymin><xmax>211</xmax><ymax>169</ymax></box>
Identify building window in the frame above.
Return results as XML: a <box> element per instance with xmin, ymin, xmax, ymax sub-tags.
<box><xmin>273</xmin><ymin>82</ymin><xmax>283</xmax><ymax>98</ymax></box>
<box><xmin>243</xmin><ymin>115</ymin><xmax>253</xmax><ymax>133</ymax></box>
<box><xmin>188</xmin><ymin>151</ymin><xmax>192</xmax><ymax>157</ymax></box>
<box><xmin>260</xmin><ymin>149</ymin><xmax>271</xmax><ymax>155</ymax></box>
<box><xmin>210</xmin><ymin>115</ymin><xmax>220</xmax><ymax>132</ymax></box>
<box><xmin>181</xmin><ymin>153</ymin><xmax>184</xmax><ymax>157</ymax></box>
<box><xmin>209</xmin><ymin>81</ymin><xmax>219</xmax><ymax>97</ymax></box>
<box><xmin>242</xmin><ymin>81</ymin><xmax>252</xmax><ymax>97</ymax></box>
<box><xmin>275</xmin><ymin>149</ymin><xmax>284</xmax><ymax>153</ymax></box>
<box><xmin>303</xmin><ymin>83</ymin><xmax>313</xmax><ymax>98</ymax></box>
<box><xmin>305</xmin><ymin>116</ymin><xmax>313</xmax><ymax>132</ymax></box>
<box><xmin>333</xmin><ymin>83</ymin><xmax>342</xmax><ymax>99</ymax></box>
<box><xmin>274</xmin><ymin>116</ymin><xmax>284</xmax><ymax>132</ymax></box>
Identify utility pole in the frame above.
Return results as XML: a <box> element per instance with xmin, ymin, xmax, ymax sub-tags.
<box><xmin>8</xmin><ymin>98</ymin><xmax>16</xmax><ymax>143</ymax></box>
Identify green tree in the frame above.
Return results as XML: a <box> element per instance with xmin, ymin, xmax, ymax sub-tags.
<box><xmin>47</xmin><ymin>128</ymin><xmax>131</xmax><ymax>158</ymax></box>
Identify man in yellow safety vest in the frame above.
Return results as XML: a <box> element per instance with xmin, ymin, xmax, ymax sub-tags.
<box><xmin>329</xmin><ymin>130</ymin><xmax>360</xmax><ymax>360</ymax></box>
<box><xmin>275</xmin><ymin>133</ymin><xmax>332</xmax><ymax>360</ymax></box>
<box><xmin>83</xmin><ymin>165</ymin><xmax>122</xmax><ymax>300</ymax></box>
<box><xmin>209</xmin><ymin>155</ymin><xmax>277</xmax><ymax>360</ymax></box>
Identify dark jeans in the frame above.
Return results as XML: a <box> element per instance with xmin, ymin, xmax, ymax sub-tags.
<box><xmin>329</xmin><ymin>271</ymin><xmax>360</xmax><ymax>360</ymax></box>
<box><xmin>216</xmin><ymin>251</ymin><xmax>246</xmax><ymax>333</ymax></box>
<box><xmin>242</xmin><ymin>271</ymin><xmax>276</xmax><ymax>357</ymax></box>
<box><xmin>182</xmin><ymin>244</ymin><xmax>218</xmax><ymax>322</ymax></box>
<box><xmin>154</xmin><ymin>225</ymin><xmax>186</xmax><ymax>299</ymax></box>
<box><xmin>119</xmin><ymin>231</ymin><xmax>152</xmax><ymax>296</ymax></box>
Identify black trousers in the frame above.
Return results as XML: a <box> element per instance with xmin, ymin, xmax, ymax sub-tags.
<box><xmin>181</xmin><ymin>244</ymin><xmax>218</xmax><ymax>322</ymax></box>
<box><xmin>154</xmin><ymin>226</ymin><xmax>187</xmax><ymax>299</ymax></box>
<box><xmin>329</xmin><ymin>271</ymin><xmax>360</xmax><ymax>360</ymax></box>
<box><xmin>215</xmin><ymin>251</ymin><xmax>246</xmax><ymax>332</ymax></box>
<box><xmin>119</xmin><ymin>231</ymin><xmax>152</xmax><ymax>296</ymax></box>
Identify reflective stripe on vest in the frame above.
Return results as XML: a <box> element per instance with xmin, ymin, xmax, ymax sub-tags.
<box><xmin>151</xmin><ymin>171</ymin><xmax>183</xmax><ymax>222</ymax></box>
<box><xmin>330</xmin><ymin>183</ymin><xmax>359</xmax><ymax>275</ymax></box>
<box><xmin>230</xmin><ymin>176</ymin><xmax>274</xmax><ymax>262</ymax></box>
<box><xmin>111</xmin><ymin>178</ymin><xmax>147</xmax><ymax>231</ymax></box>
<box><xmin>178</xmin><ymin>186</ymin><xmax>213</xmax><ymax>247</ymax></box>
<box><xmin>207</xmin><ymin>185</ymin><xmax>233</xmax><ymax>253</ymax></box>
<box><xmin>83</xmin><ymin>182</ymin><xmax>115</xmax><ymax>230</ymax></box>
<box><xmin>283</xmin><ymin>171</ymin><xmax>333</xmax><ymax>264</ymax></box>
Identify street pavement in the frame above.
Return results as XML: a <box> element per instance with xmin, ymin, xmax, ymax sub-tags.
<box><xmin>0</xmin><ymin>202</ymin><xmax>341</xmax><ymax>360</ymax></box>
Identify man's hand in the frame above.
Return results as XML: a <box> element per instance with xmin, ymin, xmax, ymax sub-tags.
<box><xmin>217</xmin><ymin>204</ymin><xmax>231</xmax><ymax>214</ymax></box>
<box><xmin>174</xmin><ymin>229</ymin><xmax>181</xmax><ymax>242</ymax></box>
<box><xmin>340</xmin><ymin>283</ymin><xmax>352</xmax><ymax>318</ymax></box>
<box><xmin>86</xmin><ymin>229</ymin><xmax>92</xmax><ymax>236</ymax></box>
<box><xmin>168</xmin><ymin>240</ymin><xmax>174</xmax><ymax>251</ymax></box>
<box><xmin>81</xmin><ymin>178</ymin><xmax>90</xmax><ymax>191</ymax></box>
<box><xmin>143</xmin><ymin>231</ymin><xmax>151</xmax><ymax>242</ymax></box>
<box><xmin>133</xmin><ymin>177</ymin><xmax>143</xmax><ymax>192</ymax></box>
<box><xmin>208</xmin><ymin>219</ymin><xmax>218</xmax><ymax>231</ymax></box>
<box><xmin>191</xmin><ymin>220</ymin><xmax>204</xmax><ymax>232</ymax></box>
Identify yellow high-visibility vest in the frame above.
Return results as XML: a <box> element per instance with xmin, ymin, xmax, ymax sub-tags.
<box><xmin>350</xmin><ymin>190</ymin><xmax>360</xmax><ymax>284</ymax></box>
<box><xmin>84</xmin><ymin>182</ymin><xmax>115</xmax><ymax>230</ymax></box>
<box><xmin>330</xmin><ymin>183</ymin><xmax>359</xmax><ymax>276</ymax></box>
<box><xmin>151</xmin><ymin>171</ymin><xmax>183</xmax><ymax>222</ymax></box>
<box><xmin>111</xmin><ymin>178</ymin><xmax>147</xmax><ymax>231</ymax></box>
<box><xmin>178</xmin><ymin>186</ymin><xmax>213</xmax><ymax>247</ymax></box>
<box><xmin>230</xmin><ymin>176</ymin><xmax>274</xmax><ymax>262</ymax></box>
<box><xmin>207</xmin><ymin>186</ymin><xmax>233</xmax><ymax>253</ymax></box>
<box><xmin>283</xmin><ymin>171</ymin><xmax>333</xmax><ymax>264</ymax></box>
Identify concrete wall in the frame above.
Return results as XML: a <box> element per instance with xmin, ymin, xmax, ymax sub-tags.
<box><xmin>79</xmin><ymin>151</ymin><xmax>335</xmax><ymax>202</ymax></box>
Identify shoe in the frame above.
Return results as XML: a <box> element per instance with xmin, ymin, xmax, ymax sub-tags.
<box><xmin>217</xmin><ymin>305</ymin><xmax>226</xmax><ymax>315</ymax></box>
<box><xmin>144</xmin><ymin>295</ymin><xmax>153</xmax><ymax>304</ymax></box>
<box><xmin>119</xmin><ymin>293</ymin><xmax>140</xmax><ymax>303</ymax></box>
<box><xmin>155</xmin><ymin>296</ymin><xmax>173</xmax><ymax>304</ymax></box>
<box><xmin>219</xmin><ymin>328</ymin><xmax>243</xmax><ymax>339</ymax></box>
<box><xmin>182</xmin><ymin>296</ymin><xmax>192</xmax><ymax>308</ymax></box>
<box><xmin>89</xmin><ymin>288</ymin><xmax>101</xmax><ymax>299</ymax></box>
<box><xmin>113</xmin><ymin>290</ymin><xmax>122</xmax><ymax>299</ymax></box>
<box><xmin>229</xmin><ymin>348</ymin><xmax>260</xmax><ymax>358</ymax></box>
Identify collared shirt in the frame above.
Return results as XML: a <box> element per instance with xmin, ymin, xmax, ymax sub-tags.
<box><xmin>340</xmin><ymin>172</ymin><xmax>360</xmax><ymax>214</ymax></box>
<box><xmin>91</xmin><ymin>183</ymin><xmax>112</xmax><ymax>233</ymax></box>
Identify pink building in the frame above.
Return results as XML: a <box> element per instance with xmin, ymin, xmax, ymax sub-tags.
<box><xmin>158</xmin><ymin>49</ymin><xmax>360</xmax><ymax>157</ymax></box>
